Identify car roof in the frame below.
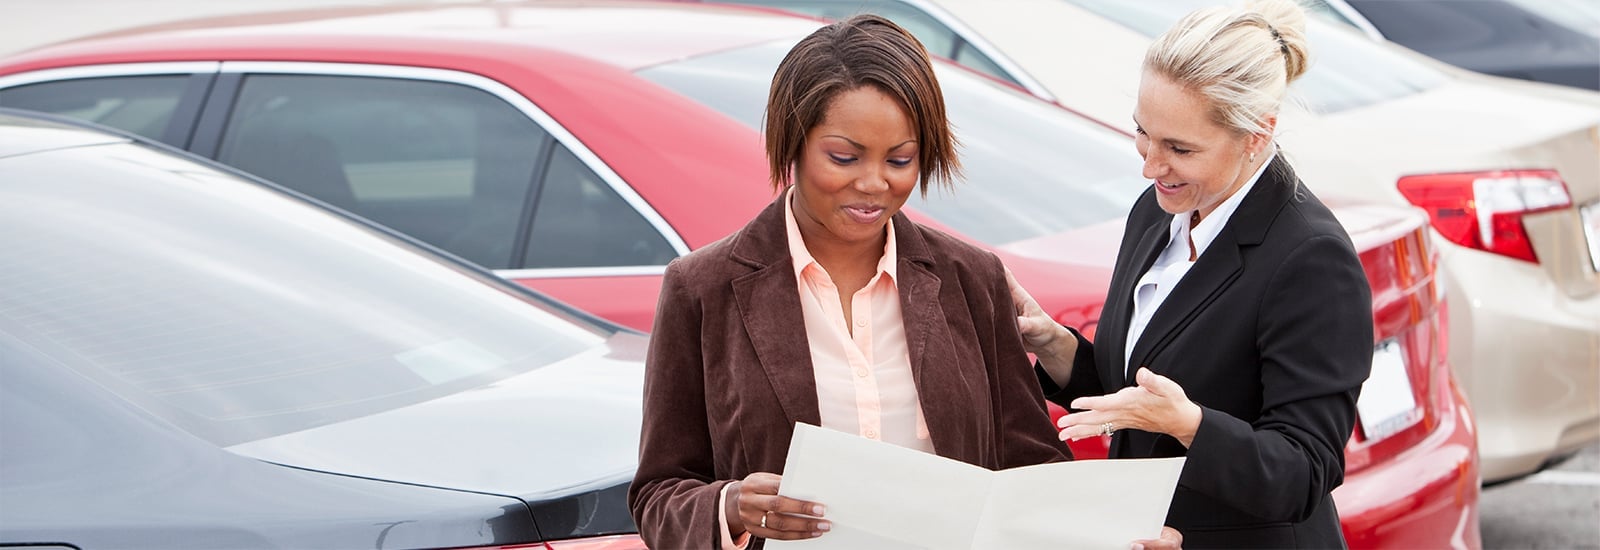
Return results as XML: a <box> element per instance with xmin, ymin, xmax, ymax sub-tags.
<box><xmin>0</xmin><ymin>1</ymin><xmax>822</xmax><ymax>74</ymax></box>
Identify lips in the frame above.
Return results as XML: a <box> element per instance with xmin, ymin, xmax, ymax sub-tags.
<box><xmin>843</xmin><ymin>204</ymin><xmax>885</xmax><ymax>224</ymax></box>
<box><xmin>1154</xmin><ymin>180</ymin><xmax>1187</xmax><ymax>196</ymax></box>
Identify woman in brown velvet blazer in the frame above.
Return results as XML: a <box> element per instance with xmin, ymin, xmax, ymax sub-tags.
<box><xmin>625</xmin><ymin>15</ymin><xmax>1073</xmax><ymax>550</ymax></box>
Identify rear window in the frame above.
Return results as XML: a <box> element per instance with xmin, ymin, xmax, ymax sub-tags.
<box><xmin>639</xmin><ymin>40</ymin><xmax>1146</xmax><ymax>245</ymax></box>
<box><xmin>0</xmin><ymin>140</ymin><xmax>609</xmax><ymax>446</ymax></box>
<box><xmin>1066</xmin><ymin>0</ymin><xmax>1450</xmax><ymax>113</ymax></box>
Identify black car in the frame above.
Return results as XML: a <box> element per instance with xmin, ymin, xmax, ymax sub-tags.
<box><xmin>1336</xmin><ymin>0</ymin><xmax>1600</xmax><ymax>90</ymax></box>
<box><xmin>0</xmin><ymin>109</ymin><xmax>645</xmax><ymax>549</ymax></box>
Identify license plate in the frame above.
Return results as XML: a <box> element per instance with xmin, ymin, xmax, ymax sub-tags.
<box><xmin>1581</xmin><ymin>201</ymin><xmax>1600</xmax><ymax>273</ymax></box>
<box><xmin>1357</xmin><ymin>340</ymin><xmax>1421</xmax><ymax>441</ymax></box>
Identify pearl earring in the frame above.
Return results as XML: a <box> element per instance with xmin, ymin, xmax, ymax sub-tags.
<box><xmin>1249</xmin><ymin>152</ymin><xmax>1256</xmax><ymax>163</ymax></box>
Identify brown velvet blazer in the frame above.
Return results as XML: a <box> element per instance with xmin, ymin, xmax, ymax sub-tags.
<box><xmin>628</xmin><ymin>195</ymin><xmax>1069</xmax><ymax>550</ymax></box>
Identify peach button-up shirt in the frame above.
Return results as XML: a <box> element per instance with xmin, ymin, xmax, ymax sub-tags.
<box><xmin>719</xmin><ymin>190</ymin><xmax>933</xmax><ymax>549</ymax></box>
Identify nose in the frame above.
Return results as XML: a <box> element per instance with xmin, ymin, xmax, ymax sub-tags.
<box><xmin>855</xmin><ymin>162</ymin><xmax>892</xmax><ymax>194</ymax></box>
<box><xmin>1141</xmin><ymin>148</ymin><xmax>1166</xmax><ymax>181</ymax></box>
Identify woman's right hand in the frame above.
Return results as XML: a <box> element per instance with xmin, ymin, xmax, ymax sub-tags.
<box><xmin>726</xmin><ymin>472</ymin><xmax>830</xmax><ymax>541</ymax></box>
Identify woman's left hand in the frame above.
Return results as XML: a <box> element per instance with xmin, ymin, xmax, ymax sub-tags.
<box><xmin>1058</xmin><ymin>367</ymin><xmax>1204</xmax><ymax>447</ymax></box>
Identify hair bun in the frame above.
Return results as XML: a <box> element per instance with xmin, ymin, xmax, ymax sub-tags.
<box><xmin>1246</xmin><ymin>0</ymin><xmax>1310</xmax><ymax>84</ymax></box>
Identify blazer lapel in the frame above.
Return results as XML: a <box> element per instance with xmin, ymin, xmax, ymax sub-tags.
<box><xmin>1104</xmin><ymin>221</ymin><xmax>1171</xmax><ymax>389</ymax></box>
<box><xmin>730</xmin><ymin>196</ymin><xmax>821</xmax><ymax>428</ymax></box>
<box><xmin>890</xmin><ymin>215</ymin><xmax>963</xmax><ymax>456</ymax></box>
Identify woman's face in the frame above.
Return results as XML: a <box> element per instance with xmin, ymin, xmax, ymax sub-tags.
<box><xmin>791</xmin><ymin>85</ymin><xmax>920</xmax><ymax>254</ymax></box>
<box><xmin>1133</xmin><ymin>71</ymin><xmax>1267</xmax><ymax>221</ymax></box>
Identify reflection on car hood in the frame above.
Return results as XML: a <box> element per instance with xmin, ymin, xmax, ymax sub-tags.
<box><xmin>227</xmin><ymin>332</ymin><xmax>647</xmax><ymax>502</ymax></box>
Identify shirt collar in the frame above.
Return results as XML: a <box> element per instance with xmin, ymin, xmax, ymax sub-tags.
<box><xmin>784</xmin><ymin>186</ymin><xmax>898</xmax><ymax>282</ymax></box>
<box><xmin>1174</xmin><ymin>149</ymin><xmax>1276</xmax><ymax>258</ymax></box>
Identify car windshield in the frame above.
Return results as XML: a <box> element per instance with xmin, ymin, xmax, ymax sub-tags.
<box><xmin>1066</xmin><ymin>0</ymin><xmax>1450</xmax><ymax>114</ymax></box>
<box><xmin>0</xmin><ymin>135</ymin><xmax>611</xmax><ymax>446</ymax></box>
<box><xmin>638</xmin><ymin>39</ymin><xmax>1147</xmax><ymax>245</ymax></box>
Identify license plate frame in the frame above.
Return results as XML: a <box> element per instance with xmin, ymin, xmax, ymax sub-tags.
<box><xmin>1357</xmin><ymin>340</ymin><xmax>1421</xmax><ymax>442</ymax></box>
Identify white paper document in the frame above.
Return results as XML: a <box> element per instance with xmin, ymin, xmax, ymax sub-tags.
<box><xmin>770</xmin><ymin>423</ymin><xmax>1185</xmax><ymax>550</ymax></box>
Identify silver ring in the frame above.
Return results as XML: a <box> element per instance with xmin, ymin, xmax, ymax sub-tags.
<box><xmin>1100</xmin><ymin>422</ymin><xmax>1115</xmax><ymax>436</ymax></box>
<box><xmin>760</xmin><ymin>512</ymin><xmax>768</xmax><ymax>529</ymax></box>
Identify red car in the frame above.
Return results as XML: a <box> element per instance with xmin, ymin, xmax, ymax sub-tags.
<box><xmin>0</xmin><ymin>2</ymin><xmax>1479</xmax><ymax>548</ymax></box>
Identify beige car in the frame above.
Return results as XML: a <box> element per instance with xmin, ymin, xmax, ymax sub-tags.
<box><xmin>725</xmin><ymin>0</ymin><xmax>1600</xmax><ymax>483</ymax></box>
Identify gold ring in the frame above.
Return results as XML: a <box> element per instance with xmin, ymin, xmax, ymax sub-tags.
<box><xmin>1100</xmin><ymin>422</ymin><xmax>1115</xmax><ymax>436</ymax></box>
<box><xmin>760</xmin><ymin>512</ymin><xmax>768</xmax><ymax>529</ymax></box>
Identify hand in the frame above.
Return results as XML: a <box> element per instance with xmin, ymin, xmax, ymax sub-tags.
<box><xmin>1132</xmin><ymin>526</ymin><xmax>1184</xmax><ymax>550</ymax></box>
<box><xmin>1057</xmin><ymin>367</ymin><xmax>1203</xmax><ymax>447</ymax></box>
<box><xmin>1004</xmin><ymin>266</ymin><xmax>1072</xmax><ymax>356</ymax></box>
<box><xmin>726</xmin><ymin>472</ymin><xmax>829</xmax><ymax>541</ymax></box>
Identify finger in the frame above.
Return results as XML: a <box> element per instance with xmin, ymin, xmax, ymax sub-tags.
<box><xmin>1069</xmin><ymin>393</ymin><xmax>1112</xmax><ymax>411</ymax></box>
<box><xmin>1135</xmin><ymin>368</ymin><xmax>1184</xmax><ymax>400</ymax></box>
<box><xmin>753</xmin><ymin>510</ymin><xmax>832</xmax><ymax>540</ymax></box>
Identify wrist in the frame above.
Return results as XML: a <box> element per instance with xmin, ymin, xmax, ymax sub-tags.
<box><xmin>724</xmin><ymin>482</ymin><xmax>746</xmax><ymax>535</ymax></box>
<box><xmin>1175</xmin><ymin>402</ymin><xmax>1203</xmax><ymax>448</ymax></box>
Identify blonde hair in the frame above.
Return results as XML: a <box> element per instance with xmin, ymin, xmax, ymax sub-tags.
<box><xmin>1144</xmin><ymin>0</ymin><xmax>1311</xmax><ymax>135</ymax></box>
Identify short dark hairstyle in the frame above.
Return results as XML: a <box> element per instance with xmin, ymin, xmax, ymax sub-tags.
<box><xmin>763</xmin><ymin>14</ymin><xmax>960</xmax><ymax>194</ymax></box>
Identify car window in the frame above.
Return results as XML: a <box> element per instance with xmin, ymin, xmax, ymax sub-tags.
<box><xmin>523</xmin><ymin>144</ymin><xmax>678</xmax><ymax>268</ymax></box>
<box><xmin>1065</xmin><ymin>0</ymin><xmax>1450</xmax><ymax>113</ymax></box>
<box><xmin>0</xmin><ymin>75</ymin><xmax>190</xmax><ymax>143</ymax></box>
<box><xmin>0</xmin><ymin>137</ymin><xmax>610</xmax><ymax>446</ymax></box>
<box><xmin>216</xmin><ymin>74</ymin><xmax>675</xmax><ymax>271</ymax></box>
<box><xmin>639</xmin><ymin>40</ymin><xmax>1147</xmax><ymax>245</ymax></box>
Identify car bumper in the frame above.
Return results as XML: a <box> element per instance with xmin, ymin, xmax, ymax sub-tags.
<box><xmin>1335</xmin><ymin>371</ymin><xmax>1481</xmax><ymax>550</ymax></box>
<box><xmin>1442</xmin><ymin>245</ymin><xmax>1600</xmax><ymax>482</ymax></box>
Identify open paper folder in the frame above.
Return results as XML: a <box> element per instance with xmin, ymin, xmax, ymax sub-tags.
<box><xmin>770</xmin><ymin>423</ymin><xmax>1185</xmax><ymax>550</ymax></box>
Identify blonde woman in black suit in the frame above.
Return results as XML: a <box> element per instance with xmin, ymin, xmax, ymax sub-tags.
<box><xmin>1008</xmin><ymin>1</ymin><xmax>1373</xmax><ymax>547</ymax></box>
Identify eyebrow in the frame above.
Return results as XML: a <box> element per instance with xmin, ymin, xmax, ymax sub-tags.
<box><xmin>823</xmin><ymin>135</ymin><xmax>918</xmax><ymax>151</ymax></box>
<box><xmin>1131</xmin><ymin>116</ymin><xmax>1201</xmax><ymax>150</ymax></box>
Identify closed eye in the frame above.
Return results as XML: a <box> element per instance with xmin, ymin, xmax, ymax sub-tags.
<box><xmin>829</xmin><ymin>154</ymin><xmax>857</xmax><ymax>165</ymax></box>
<box><xmin>888</xmin><ymin>158</ymin><xmax>913</xmax><ymax>168</ymax></box>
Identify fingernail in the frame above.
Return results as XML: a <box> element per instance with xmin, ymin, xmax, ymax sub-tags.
<box><xmin>1058</xmin><ymin>431</ymin><xmax>1070</xmax><ymax>441</ymax></box>
<box><xmin>1131</xmin><ymin>544</ymin><xmax>1145</xmax><ymax>550</ymax></box>
<box><xmin>813</xmin><ymin>505</ymin><xmax>825</xmax><ymax>515</ymax></box>
<box><xmin>1057</xmin><ymin>417</ymin><xmax>1070</xmax><ymax>428</ymax></box>
<box><xmin>818</xmin><ymin>522</ymin><xmax>832</xmax><ymax>531</ymax></box>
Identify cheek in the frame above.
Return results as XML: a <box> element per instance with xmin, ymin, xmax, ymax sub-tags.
<box><xmin>1135</xmin><ymin>135</ymin><xmax>1150</xmax><ymax>158</ymax></box>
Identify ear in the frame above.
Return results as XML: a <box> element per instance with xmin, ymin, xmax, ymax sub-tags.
<box><xmin>1248</xmin><ymin>114</ymin><xmax>1278</xmax><ymax>155</ymax></box>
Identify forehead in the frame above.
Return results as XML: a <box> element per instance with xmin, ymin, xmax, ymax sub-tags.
<box><xmin>1133</xmin><ymin>72</ymin><xmax>1220</xmax><ymax>136</ymax></box>
<box><xmin>812</xmin><ymin>86</ymin><xmax>914</xmax><ymax>134</ymax></box>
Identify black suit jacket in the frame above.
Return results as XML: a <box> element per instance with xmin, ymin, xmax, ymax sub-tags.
<box><xmin>1041</xmin><ymin>159</ymin><xmax>1374</xmax><ymax>549</ymax></box>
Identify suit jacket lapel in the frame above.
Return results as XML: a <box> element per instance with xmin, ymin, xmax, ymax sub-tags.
<box><xmin>730</xmin><ymin>195</ymin><xmax>821</xmax><ymax>428</ymax></box>
<box><xmin>1104</xmin><ymin>221</ymin><xmax>1172</xmax><ymax>389</ymax></box>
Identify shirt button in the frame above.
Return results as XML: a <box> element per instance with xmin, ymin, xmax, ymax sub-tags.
<box><xmin>865</xmin><ymin>430</ymin><xmax>878</xmax><ymax>439</ymax></box>
<box><xmin>856</xmin><ymin>369</ymin><xmax>868</xmax><ymax>378</ymax></box>
<box><xmin>856</xmin><ymin>319</ymin><xmax>866</xmax><ymax>327</ymax></box>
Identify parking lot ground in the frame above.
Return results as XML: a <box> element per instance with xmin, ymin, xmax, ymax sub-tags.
<box><xmin>1481</xmin><ymin>442</ymin><xmax>1600</xmax><ymax>549</ymax></box>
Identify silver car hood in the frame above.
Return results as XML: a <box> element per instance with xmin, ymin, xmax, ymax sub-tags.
<box><xmin>227</xmin><ymin>332</ymin><xmax>646</xmax><ymax>502</ymax></box>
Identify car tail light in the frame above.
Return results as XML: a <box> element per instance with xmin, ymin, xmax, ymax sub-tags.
<box><xmin>1397</xmin><ymin>169</ymin><xmax>1571</xmax><ymax>263</ymax></box>
<box><xmin>544</xmin><ymin>535</ymin><xmax>649</xmax><ymax>550</ymax></box>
